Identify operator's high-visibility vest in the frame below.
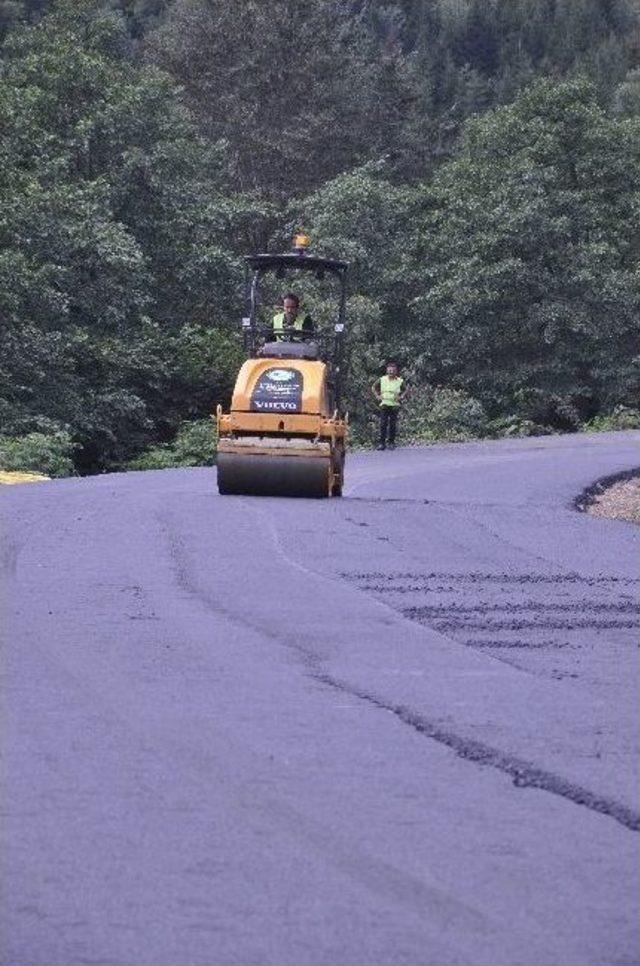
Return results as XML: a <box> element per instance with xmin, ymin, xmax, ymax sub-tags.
<box><xmin>380</xmin><ymin>375</ymin><xmax>404</xmax><ymax>407</ymax></box>
<box><xmin>273</xmin><ymin>312</ymin><xmax>307</xmax><ymax>338</ymax></box>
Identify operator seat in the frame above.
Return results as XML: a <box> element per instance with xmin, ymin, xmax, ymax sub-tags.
<box><xmin>259</xmin><ymin>341</ymin><xmax>320</xmax><ymax>361</ymax></box>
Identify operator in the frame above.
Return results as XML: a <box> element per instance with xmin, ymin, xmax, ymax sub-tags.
<box><xmin>272</xmin><ymin>293</ymin><xmax>314</xmax><ymax>340</ymax></box>
<box><xmin>372</xmin><ymin>361</ymin><xmax>408</xmax><ymax>450</ymax></box>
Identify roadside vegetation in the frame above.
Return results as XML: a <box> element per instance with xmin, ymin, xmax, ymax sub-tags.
<box><xmin>1</xmin><ymin>1</ymin><xmax>639</xmax><ymax>476</ymax></box>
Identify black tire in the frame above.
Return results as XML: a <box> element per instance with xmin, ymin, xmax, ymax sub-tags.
<box><xmin>331</xmin><ymin>445</ymin><xmax>345</xmax><ymax>497</ymax></box>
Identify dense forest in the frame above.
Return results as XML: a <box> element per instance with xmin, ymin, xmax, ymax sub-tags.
<box><xmin>1</xmin><ymin>0</ymin><xmax>639</xmax><ymax>475</ymax></box>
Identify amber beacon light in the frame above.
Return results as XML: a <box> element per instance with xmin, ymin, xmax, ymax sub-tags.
<box><xmin>293</xmin><ymin>233</ymin><xmax>310</xmax><ymax>253</ymax></box>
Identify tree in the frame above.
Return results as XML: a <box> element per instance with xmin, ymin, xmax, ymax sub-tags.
<box><xmin>293</xmin><ymin>162</ymin><xmax>419</xmax><ymax>434</ymax></box>
<box><xmin>146</xmin><ymin>0</ymin><xmax>358</xmax><ymax>200</ymax></box>
<box><xmin>0</xmin><ymin>1</ymin><xmax>244</xmax><ymax>470</ymax></box>
<box><xmin>614</xmin><ymin>68</ymin><xmax>640</xmax><ymax>116</ymax></box>
<box><xmin>407</xmin><ymin>78</ymin><xmax>640</xmax><ymax>422</ymax></box>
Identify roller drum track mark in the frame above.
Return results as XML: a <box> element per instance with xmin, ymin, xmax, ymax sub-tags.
<box><xmin>341</xmin><ymin>569</ymin><xmax>639</xmax><ymax>676</ymax></box>
<box><xmin>311</xmin><ymin>671</ymin><xmax>640</xmax><ymax>833</ymax></box>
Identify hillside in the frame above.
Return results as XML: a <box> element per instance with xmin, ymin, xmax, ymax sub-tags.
<box><xmin>1</xmin><ymin>0</ymin><xmax>639</xmax><ymax>474</ymax></box>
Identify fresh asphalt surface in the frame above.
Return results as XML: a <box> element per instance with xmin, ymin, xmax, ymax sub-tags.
<box><xmin>2</xmin><ymin>432</ymin><xmax>639</xmax><ymax>966</ymax></box>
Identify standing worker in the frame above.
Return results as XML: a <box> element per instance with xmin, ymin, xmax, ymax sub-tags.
<box><xmin>372</xmin><ymin>361</ymin><xmax>407</xmax><ymax>450</ymax></box>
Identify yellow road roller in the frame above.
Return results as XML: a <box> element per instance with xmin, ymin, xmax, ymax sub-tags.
<box><xmin>216</xmin><ymin>238</ymin><xmax>348</xmax><ymax>497</ymax></box>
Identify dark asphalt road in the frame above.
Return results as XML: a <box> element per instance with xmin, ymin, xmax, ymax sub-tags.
<box><xmin>2</xmin><ymin>432</ymin><xmax>639</xmax><ymax>966</ymax></box>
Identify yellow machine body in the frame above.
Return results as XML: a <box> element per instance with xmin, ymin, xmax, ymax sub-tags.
<box><xmin>216</xmin><ymin>356</ymin><xmax>347</xmax><ymax>498</ymax></box>
<box><xmin>232</xmin><ymin>357</ymin><xmax>327</xmax><ymax>412</ymax></box>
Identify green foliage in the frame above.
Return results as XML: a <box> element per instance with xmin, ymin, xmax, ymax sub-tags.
<box><xmin>294</xmin><ymin>163</ymin><xmax>414</xmax><ymax>296</ymax></box>
<box><xmin>1</xmin><ymin>4</ymin><xmax>639</xmax><ymax>469</ymax></box>
<box><xmin>126</xmin><ymin>417</ymin><xmax>216</xmax><ymax>470</ymax></box>
<box><xmin>0</xmin><ymin>430</ymin><xmax>76</xmax><ymax>477</ymax></box>
<box><xmin>0</xmin><ymin>3</ymin><xmax>243</xmax><ymax>331</ymax></box>
<box><xmin>145</xmin><ymin>2</ymin><xmax>373</xmax><ymax>195</ymax></box>
<box><xmin>0</xmin><ymin>319</ymin><xmax>241</xmax><ymax>472</ymax></box>
<box><xmin>511</xmin><ymin>389</ymin><xmax>580</xmax><ymax>431</ymax></box>
<box><xmin>407</xmin><ymin>78</ymin><xmax>640</xmax><ymax>424</ymax></box>
<box><xmin>0</xmin><ymin>3</ymin><xmax>246</xmax><ymax>472</ymax></box>
<box><xmin>403</xmin><ymin>387</ymin><xmax>489</xmax><ymax>443</ymax></box>
<box><xmin>582</xmin><ymin>406</ymin><xmax>640</xmax><ymax>433</ymax></box>
<box><xmin>487</xmin><ymin>415</ymin><xmax>553</xmax><ymax>438</ymax></box>
<box><xmin>167</xmin><ymin>325</ymin><xmax>244</xmax><ymax>420</ymax></box>
<box><xmin>145</xmin><ymin>0</ymin><xmax>639</xmax><ymax>187</ymax></box>
<box><xmin>294</xmin><ymin>165</ymin><xmax>420</xmax><ymax>440</ymax></box>
<box><xmin>614</xmin><ymin>68</ymin><xmax>640</xmax><ymax>117</ymax></box>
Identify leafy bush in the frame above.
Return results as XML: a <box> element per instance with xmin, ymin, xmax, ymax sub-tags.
<box><xmin>0</xmin><ymin>431</ymin><xmax>76</xmax><ymax>478</ymax></box>
<box><xmin>171</xmin><ymin>419</ymin><xmax>218</xmax><ymax>465</ymax></box>
<box><xmin>513</xmin><ymin>388</ymin><xmax>580</xmax><ymax>430</ymax></box>
<box><xmin>124</xmin><ymin>447</ymin><xmax>179</xmax><ymax>471</ymax></box>
<box><xmin>126</xmin><ymin>419</ymin><xmax>216</xmax><ymax>470</ymax></box>
<box><xmin>488</xmin><ymin>416</ymin><xmax>553</xmax><ymax>437</ymax></box>
<box><xmin>404</xmin><ymin>387</ymin><xmax>489</xmax><ymax>442</ymax></box>
<box><xmin>582</xmin><ymin>406</ymin><xmax>640</xmax><ymax>432</ymax></box>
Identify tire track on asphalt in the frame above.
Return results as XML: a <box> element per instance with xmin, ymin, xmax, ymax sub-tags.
<box><xmin>311</xmin><ymin>672</ymin><xmax>640</xmax><ymax>833</ymax></box>
<box><xmin>156</xmin><ymin>506</ymin><xmax>493</xmax><ymax>935</ymax></box>
<box><xmin>247</xmin><ymin>504</ymin><xmax>640</xmax><ymax>833</ymax></box>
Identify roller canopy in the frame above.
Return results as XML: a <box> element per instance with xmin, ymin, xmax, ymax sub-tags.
<box><xmin>245</xmin><ymin>253</ymin><xmax>348</xmax><ymax>276</ymax></box>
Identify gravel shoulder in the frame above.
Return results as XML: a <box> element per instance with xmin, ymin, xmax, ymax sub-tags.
<box><xmin>585</xmin><ymin>472</ymin><xmax>640</xmax><ymax>526</ymax></box>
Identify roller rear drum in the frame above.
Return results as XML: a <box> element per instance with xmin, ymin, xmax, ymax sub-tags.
<box><xmin>217</xmin><ymin>452</ymin><xmax>331</xmax><ymax>498</ymax></box>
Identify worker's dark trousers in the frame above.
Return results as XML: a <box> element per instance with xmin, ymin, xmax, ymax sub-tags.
<box><xmin>379</xmin><ymin>406</ymin><xmax>399</xmax><ymax>447</ymax></box>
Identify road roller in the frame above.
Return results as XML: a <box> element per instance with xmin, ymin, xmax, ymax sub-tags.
<box><xmin>216</xmin><ymin>237</ymin><xmax>348</xmax><ymax>497</ymax></box>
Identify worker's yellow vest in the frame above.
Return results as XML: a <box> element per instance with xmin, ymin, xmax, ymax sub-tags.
<box><xmin>273</xmin><ymin>312</ymin><xmax>306</xmax><ymax>337</ymax></box>
<box><xmin>380</xmin><ymin>375</ymin><xmax>404</xmax><ymax>407</ymax></box>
